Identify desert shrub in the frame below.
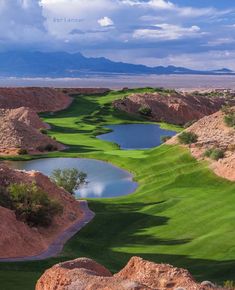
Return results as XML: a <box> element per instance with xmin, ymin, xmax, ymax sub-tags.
<box><xmin>224</xmin><ymin>280</ymin><xmax>235</xmax><ymax>289</ymax></box>
<box><xmin>184</xmin><ymin>120</ymin><xmax>196</xmax><ymax>128</ymax></box>
<box><xmin>7</xmin><ymin>183</ymin><xmax>63</xmax><ymax>227</ymax></box>
<box><xmin>0</xmin><ymin>186</ymin><xmax>13</xmax><ymax>209</ymax></box>
<box><xmin>18</xmin><ymin>148</ymin><xmax>28</xmax><ymax>155</ymax></box>
<box><xmin>138</xmin><ymin>105</ymin><xmax>152</xmax><ymax>116</ymax></box>
<box><xmin>210</xmin><ymin>149</ymin><xmax>225</xmax><ymax>160</ymax></box>
<box><xmin>45</xmin><ymin>144</ymin><xmax>58</xmax><ymax>152</ymax></box>
<box><xmin>221</xmin><ymin>105</ymin><xmax>232</xmax><ymax>114</ymax></box>
<box><xmin>36</xmin><ymin>146</ymin><xmax>45</xmax><ymax>152</ymax></box>
<box><xmin>178</xmin><ymin>132</ymin><xmax>198</xmax><ymax>144</ymax></box>
<box><xmin>224</xmin><ymin>113</ymin><xmax>235</xmax><ymax>127</ymax></box>
<box><xmin>204</xmin><ymin>148</ymin><xmax>213</xmax><ymax>158</ymax></box>
<box><xmin>40</xmin><ymin>128</ymin><xmax>48</xmax><ymax>135</ymax></box>
<box><xmin>204</xmin><ymin>148</ymin><xmax>225</xmax><ymax>161</ymax></box>
<box><xmin>51</xmin><ymin>168</ymin><xmax>87</xmax><ymax>194</ymax></box>
<box><xmin>161</xmin><ymin>135</ymin><xmax>172</xmax><ymax>143</ymax></box>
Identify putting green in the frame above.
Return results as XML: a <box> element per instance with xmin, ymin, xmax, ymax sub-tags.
<box><xmin>0</xmin><ymin>88</ymin><xmax>234</xmax><ymax>290</ymax></box>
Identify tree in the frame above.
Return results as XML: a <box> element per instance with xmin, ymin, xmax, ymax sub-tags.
<box><xmin>50</xmin><ymin>168</ymin><xmax>87</xmax><ymax>194</ymax></box>
<box><xmin>8</xmin><ymin>182</ymin><xmax>63</xmax><ymax>227</ymax></box>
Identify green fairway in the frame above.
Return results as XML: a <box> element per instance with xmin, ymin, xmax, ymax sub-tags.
<box><xmin>0</xmin><ymin>88</ymin><xmax>235</xmax><ymax>289</ymax></box>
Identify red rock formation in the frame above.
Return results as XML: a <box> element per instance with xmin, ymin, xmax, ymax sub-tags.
<box><xmin>0</xmin><ymin>87</ymin><xmax>72</xmax><ymax>112</ymax></box>
<box><xmin>0</xmin><ymin>164</ymin><xmax>83</xmax><ymax>259</ymax></box>
<box><xmin>0</xmin><ymin>107</ymin><xmax>64</xmax><ymax>155</ymax></box>
<box><xmin>36</xmin><ymin>257</ymin><xmax>223</xmax><ymax>290</ymax></box>
<box><xmin>167</xmin><ymin>107</ymin><xmax>235</xmax><ymax>181</ymax></box>
<box><xmin>114</xmin><ymin>92</ymin><xmax>235</xmax><ymax>125</ymax></box>
<box><xmin>0</xmin><ymin>107</ymin><xmax>49</xmax><ymax>129</ymax></box>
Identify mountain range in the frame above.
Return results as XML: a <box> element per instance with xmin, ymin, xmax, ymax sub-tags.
<box><xmin>0</xmin><ymin>51</ymin><xmax>234</xmax><ymax>77</ymax></box>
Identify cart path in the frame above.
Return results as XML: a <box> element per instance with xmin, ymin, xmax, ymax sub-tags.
<box><xmin>0</xmin><ymin>200</ymin><xmax>95</xmax><ymax>262</ymax></box>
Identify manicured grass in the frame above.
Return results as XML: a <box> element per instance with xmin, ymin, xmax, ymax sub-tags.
<box><xmin>0</xmin><ymin>88</ymin><xmax>235</xmax><ymax>290</ymax></box>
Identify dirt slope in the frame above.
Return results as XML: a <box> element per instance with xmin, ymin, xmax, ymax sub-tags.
<box><xmin>36</xmin><ymin>256</ymin><xmax>224</xmax><ymax>290</ymax></box>
<box><xmin>167</xmin><ymin>107</ymin><xmax>235</xmax><ymax>181</ymax></box>
<box><xmin>0</xmin><ymin>107</ymin><xmax>64</xmax><ymax>155</ymax></box>
<box><xmin>0</xmin><ymin>107</ymin><xmax>49</xmax><ymax>129</ymax></box>
<box><xmin>0</xmin><ymin>164</ymin><xmax>83</xmax><ymax>258</ymax></box>
<box><xmin>0</xmin><ymin>87</ymin><xmax>72</xmax><ymax>112</ymax></box>
<box><xmin>114</xmin><ymin>91</ymin><xmax>235</xmax><ymax>125</ymax></box>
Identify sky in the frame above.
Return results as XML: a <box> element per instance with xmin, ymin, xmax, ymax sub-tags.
<box><xmin>1</xmin><ymin>0</ymin><xmax>235</xmax><ymax>70</ymax></box>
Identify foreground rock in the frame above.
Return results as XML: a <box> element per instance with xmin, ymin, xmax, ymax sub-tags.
<box><xmin>0</xmin><ymin>107</ymin><xmax>64</xmax><ymax>155</ymax></box>
<box><xmin>0</xmin><ymin>87</ymin><xmax>72</xmax><ymax>112</ymax></box>
<box><xmin>36</xmin><ymin>256</ymin><xmax>223</xmax><ymax>290</ymax></box>
<box><xmin>114</xmin><ymin>91</ymin><xmax>235</xmax><ymax>125</ymax></box>
<box><xmin>167</xmin><ymin>107</ymin><xmax>235</xmax><ymax>181</ymax></box>
<box><xmin>0</xmin><ymin>164</ymin><xmax>83</xmax><ymax>258</ymax></box>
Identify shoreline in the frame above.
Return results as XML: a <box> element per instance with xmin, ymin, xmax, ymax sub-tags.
<box><xmin>0</xmin><ymin>75</ymin><xmax>235</xmax><ymax>89</ymax></box>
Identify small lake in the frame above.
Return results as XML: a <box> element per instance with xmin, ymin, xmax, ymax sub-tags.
<box><xmin>6</xmin><ymin>158</ymin><xmax>138</xmax><ymax>199</ymax></box>
<box><xmin>97</xmin><ymin>124</ymin><xmax>176</xmax><ymax>150</ymax></box>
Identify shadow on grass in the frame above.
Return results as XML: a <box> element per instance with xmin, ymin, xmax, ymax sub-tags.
<box><xmin>0</xmin><ymin>201</ymin><xmax>234</xmax><ymax>288</ymax></box>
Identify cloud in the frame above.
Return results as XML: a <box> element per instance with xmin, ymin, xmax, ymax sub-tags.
<box><xmin>121</xmin><ymin>0</ymin><xmax>174</xmax><ymax>9</ymax></box>
<box><xmin>0</xmin><ymin>0</ymin><xmax>46</xmax><ymax>49</ymax></box>
<box><xmin>98</xmin><ymin>16</ymin><xmax>114</xmax><ymax>27</ymax></box>
<box><xmin>133</xmin><ymin>23</ymin><xmax>201</xmax><ymax>41</ymax></box>
<box><xmin>0</xmin><ymin>0</ymin><xmax>234</xmax><ymax>70</ymax></box>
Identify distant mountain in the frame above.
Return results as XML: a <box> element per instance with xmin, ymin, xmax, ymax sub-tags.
<box><xmin>0</xmin><ymin>51</ymin><xmax>234</xmax><ymax>77</ymax></box>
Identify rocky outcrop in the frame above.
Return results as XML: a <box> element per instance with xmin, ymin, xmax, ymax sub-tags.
<box><xmin>0</xmin><ymin>164</ymin><xmax>83</xmax><ymax>259</ymax></box>
<box><xmin>36</xmin><ymin>256</ymin><xmax>223</xmax><ymax>290</ymax></box>
<box><xmin>0</xmin><ymin>107</ymin><xmax>49</xmax><ymax>129</ymax></box>
<box><xmin>0</xmin><ymin>107</ymin><xmax>64</xmax><ymax>155</ymax></box>
<box><xmin>114</xmin><ymin>91</ymin><xmax>235</xmax><ymax>125</ymax></box>
<box><xmin>0</xmin><ymin>87</ymin><xmax>72</xmax><ymax>112</ymax></box>
<box><xmin>167</xmin><ymin>107</ymin><xmax>235</xmax><ymax>181</ymax></box>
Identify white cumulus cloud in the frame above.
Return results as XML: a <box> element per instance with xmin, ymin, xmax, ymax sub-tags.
<box><xmin>98</xmin><ymin>16</ymin><xmax>114</xmax><ymax>27</ymax></box>
<box><xmin>133</xmin><ymin>23</ymin><xmax>201</xmax><ymax>41</ymax></box>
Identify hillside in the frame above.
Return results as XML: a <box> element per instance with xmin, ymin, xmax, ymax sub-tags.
<box><xmin>0</xmin><ymin>164</ymin><xmax>83</xmax><ymax>259</ymax></box>
<box><xmin>113</xmin><ymin>90</ymin><xmax>235</xmax><ymax>125</ymax></box>
<box><xmin>0</xmin><ymin>107</ymin><xmax>64</xmax><ymax>155</ymax></box>
<box><xmin>0</xmin><ymin>87</ymin><xmax>72</xmax><ymax>112</ymax></box>
<box><xmin>0</xmin><ymin>51</ymin><xmax>233</xmax><ymax>77</ymax></box>
<box><xmin>167</xmin><ymin>107</ymin><xmax>235</xmax><ymax>181</ymax></box>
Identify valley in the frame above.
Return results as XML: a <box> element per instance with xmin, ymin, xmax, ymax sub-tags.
<box><xmin>0</xmin><ymin>88</ymin><xmax>234</xmax><ymax>289</ymax></box>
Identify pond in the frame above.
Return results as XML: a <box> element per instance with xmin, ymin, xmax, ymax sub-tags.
<box><xmin>6</xmin><ymin>158</ymin><xmax>138</xmax><ymax>199</ymax></box>
<box><xmin>97</xmin><ymin>124</ymin><xmax>176</xmax><ymax>150</ymax></box>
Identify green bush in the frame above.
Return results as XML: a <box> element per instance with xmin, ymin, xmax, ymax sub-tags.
<box><xmin>224</xmin><ymin>113</ymin><xmax>235</xmax><ymax>127</ymax></box>
<box><xmin>18</xmin><ymin>148</ymin><xmax>28</xmax><ymax>155</ymax></box>
<box><xmin>0</xmin><ymin>186</ymin><xmax>13</xmax><ymax>209</ymax></box>
<box><xmin>204</xmin><ymin>148</ymin><xmax>225</xmax><ymax>161</ymax></box>
<box><xmin>51</xmin><ymin>168</ymin><xmax>87</xmax><ymax>194</ymax></box>
<box><xmin>204</xmin><ymin>148</ymin><xmax>213</xmax><ymax>158</ymax></box>
<box><xmin>221</xmin><ymin>105</ymin><xmax>231</xmax><ymax>114</ymax></box>
<box><xmin>40</xmin><ymin>128</ymin><xmax>48</xmax><ymax>135</ymax></box>
<box><xmin>161</xmin><ymin>135</ymin><xmax>172</xmax><ymax>143</ymax></box>
<box><xmin>45</xmin><ymin>144</ymin><xmax>58</xmax><ymax>152</ymax></box>
<box><xmin>178</xmin><ymin>132</ymin><xmax>198</xmax><ymax>144</ymax></box>
<box><xmin>224</xmin><ymin>280</ymin><xmax>235</xmax><ymax>289</ymax></box>
<box><xmin>138</xmin><ymin>105</ymin><xmax>152</xmax><ymax>116</ymax></box>
<box><xmin>6</xmin><ymin>183</ymin><xmax>63</xmax><ymax>227</ymax></box>
<box><xmin>210</xmin><ymin>149</ymin><xmax>225</xmax><ymax>161</ymax></box>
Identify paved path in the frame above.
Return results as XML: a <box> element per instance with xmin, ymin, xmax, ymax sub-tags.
<box><xmin>0</xmin><ymin>201</ymin><xmax>95</xmax><ymax>262</ymax></box>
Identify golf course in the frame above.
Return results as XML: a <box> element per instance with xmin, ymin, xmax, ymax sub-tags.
<box><xmin>0</xmin><ymin>88</ymin><xmax>235</xmax><ymax>290</ymax></box>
